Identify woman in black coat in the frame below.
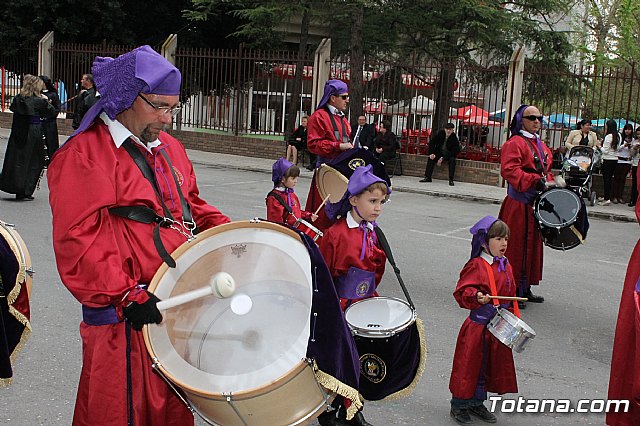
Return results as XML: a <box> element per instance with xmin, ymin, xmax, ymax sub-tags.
<box><xmin>374</xmin><ymin>120</ymin><xmax>397</xmax><ymax>163</ymax></box>
<box><xmin>39</xmin><ymin>75</ymin><xmax>61</xmax><ymax>157</ymax></box>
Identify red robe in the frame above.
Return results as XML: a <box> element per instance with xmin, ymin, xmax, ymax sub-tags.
<box><xmin>318</xmin><ymin>215</ymin><xmax>386</xmax><ymax>311</ymax></box>
<box><xmin>498</xmin><ymin>134</ymin><xmax>553</xmax><ymax>287</ymax></box>
<box><xmin>265</xmin><ymin>188</ymin><xmax>312</xmax><ymax>226</ymax></box>
<box><xmin>449</xmin><ymin>256</ymin><xmax>518</xmax><ymax>398</ymax></box>
<box><xmin>48</xmin><ymin>121</ymin><xmax>230</xmax><ymax>426</ymax></box>
<box><xmin>607</xmin><ymin>186</ymin><xmax>640</xmax><ymax>426</ymax></box>
<box><xmin>306</xmin><ymin>108</ymin><xmax>352</xmax><ymax>231</ymax></box>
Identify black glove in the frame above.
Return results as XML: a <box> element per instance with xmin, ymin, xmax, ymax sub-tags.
<box><xmin>535</xmin><ymin>178</ymin><xmax>546</xmax><ymax>191</ymax></box>
<box><xmin>122</xmin><ymin>291</ymin><xmax>163</xmax><ymax>331</ymax></box>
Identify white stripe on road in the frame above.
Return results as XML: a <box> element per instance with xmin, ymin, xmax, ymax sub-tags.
<box><xmin>200</xmin><ymin>180</ymin><xmax>262</xmax><ymax>187</ymax></box>
<box><xmin>410</xmin><ymin>229</ymin><xmax>471</xmax><ymax>241</ymax></box>
<box><xmin>441</xmin><ymin>226</ymin><xmax>470</xmax><ymax>236</ymax></box>
<box><xmin>597</xmin><ymin>259</ymin><xmax>628</xmax><ymax>266</ymax></box>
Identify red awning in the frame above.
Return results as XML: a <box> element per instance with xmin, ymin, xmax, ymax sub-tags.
<box><xmin>450</xmin><ymin>105</ymin><xmax>490</xmax><ymax>120</ymax></box>
<box><xmin>273</xmin><ymin>64</ymin><xmax>314</xmax><ymax>80</ymax></box>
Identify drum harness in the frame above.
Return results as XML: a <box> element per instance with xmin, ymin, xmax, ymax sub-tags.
<box><xmin>266</xmin><ymin>190</ymin><xmax>298</xmax><ymax>223</ymax></box>
<box><xmin>108</xmin><ymin>138</ymin><xmax>198</xmax><ymax>269</ymax></box>
<box><xmin>373</xmin><ymin>227</ymin><xmax>414</xmax><ymax>310</ymax></box>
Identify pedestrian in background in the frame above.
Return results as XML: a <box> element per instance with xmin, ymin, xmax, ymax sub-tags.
<box><xmin>39</xmin><ymin>75</ymin><xmax>61</xmax><ymax>156</ymax></box>
<box><xmin>599</xmin><ymin>119</ymin><xmax>620</xmax><ymax>206</ymax></box>
<box><xmin>0</xmin><ymin>74</ymin><xmax>57</xmax><ymax>200</ymax></box>
<box><xmin>71</xmin><ymin>73</ymin><xmax>99</xmax><ymax>130</ymax></box>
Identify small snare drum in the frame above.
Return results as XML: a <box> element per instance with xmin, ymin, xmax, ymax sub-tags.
<box><xmin>293</xmin><ymin>218</ymin><xmax>323</xmax><ymax>243</ymax></box>
<box><xmin>487</xmin><ymin>307</ymin><xmax>536</xmax><ymax>353</ymax></box>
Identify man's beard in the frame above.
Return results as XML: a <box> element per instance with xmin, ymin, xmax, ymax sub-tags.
<box><xmin>140</xmin><ymin>124</ymin><xmax>168</xmax><ymax>144</ymax></box>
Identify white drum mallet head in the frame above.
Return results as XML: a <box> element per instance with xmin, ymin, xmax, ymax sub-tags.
<box><xmin>211</xmin><ymin>272</ymin><xmax>236</xmax><ymax>298</ymax></box>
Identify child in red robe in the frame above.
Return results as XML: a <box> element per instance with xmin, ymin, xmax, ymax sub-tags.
<box><xmin>266</xmin><ymin>157</ymin><xmax>317</xmax><ymax>226</ymax></box>
<box><xmin>449</xmin><ymin>216</ymin><xmax>519</xmax><ymax>425</ymax></box>
<box><xmin>318</xmin><ymin>164</ymin><xmax>390</xmax><ymax>426</ymax></box>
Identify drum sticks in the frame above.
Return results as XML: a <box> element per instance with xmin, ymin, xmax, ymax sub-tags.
<box><xmin>313</xmin><ymin>194</ymin><xmax>331</xmax><ymax>216</ymax></box>
<box><xmin>155</xmin><ymin>272</ymin><xmax>236</xmax><ymax>311</ymax></box>
<box><xmin>487</xmin><ymin>295</ymin><xmax>528</xmax><ymax>301</ymax></box>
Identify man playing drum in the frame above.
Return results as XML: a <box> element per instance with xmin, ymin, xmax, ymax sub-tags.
<box><xmin>498</xmin><ymin>105</ymin><xmax>553</xmax><ymax>308</ymax></box>
<box><xmin>48</xmin><ymin>46</ymin><xmax>231</xmax><ymax>426</ymax></box>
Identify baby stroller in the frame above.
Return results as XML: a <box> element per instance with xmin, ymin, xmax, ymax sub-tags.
<box><xmin>561</xmin><ymin>145</ymin><xmax>597</xmax><ymax>206</ymax></box>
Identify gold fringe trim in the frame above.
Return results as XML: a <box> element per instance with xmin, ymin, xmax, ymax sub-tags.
<box><xmin>0</xmin><ymin>223</ymin><xmax>29</xmax><ymax>305</ymax></box>
<box><xmin>312</xmin><ymin>360</ymin><xmax>363</xmax><ymax>420</ymax></box>
<box><xmin>8</xmin><ymin>304</ymin><xmax>32</xmax><ymax>332</ymax></box>
<box><xmin>0</xmin><ymin>326</ymin><xmax>31</xmax><ymax>388</ymax></box>
<box><xmin>378</xmin><ymin>317</ymin><xmax>428</xmax><ymax>401</ymax></box>
<box><xmin>0</xmin><ymin>376</ymin><xmax>13</xmax><ymax>387</ymax></box>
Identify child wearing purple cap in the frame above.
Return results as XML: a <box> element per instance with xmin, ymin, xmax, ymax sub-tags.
<box><xmin>266</xmin><ymin>158</ymin><xmax>317</xmax><ymax>226</ymax></box>
<box><xmin>449</xmin><ymin>216</ymin><xmax>519</xmax><ymax>424</ymax></box>
<box><xmin>318</xmin><ymin>165</ymin><xmax>389</xmax><ymax>426</ymax></box>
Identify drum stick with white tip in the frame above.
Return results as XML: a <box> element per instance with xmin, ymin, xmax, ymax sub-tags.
<box><xmin>313</xmin><ymin>194</ymin><xmax>331</xmax><ymax>216</ymax></box>
<box><xmin>487</xmin><ymin>295</ymin><xmax>528</xmax><ymax>301</ymax></box>
<box><xmin>156</xmin><ymin>272</ymin><xmax>236</xmax><ymax>311</ymax></box>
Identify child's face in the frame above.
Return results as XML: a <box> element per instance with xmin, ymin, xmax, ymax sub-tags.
<box><xmin>349</xmin><ymin>188</ymin><xmax>387</xmax><ymax>222</ymax></box>
<box><xmin>487</xmin><ymin>235</ymin><xmax>508</xmax><ymax>258</ymax></box>
<box><xmin>282</xmin><ymin>176</ymin><xmax>298</xmax><ymax>189</ymax></box>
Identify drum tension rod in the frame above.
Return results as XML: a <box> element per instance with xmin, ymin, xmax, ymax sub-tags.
<box><xmin>151</xmin><ymin>358</ymin><xmax>195</xmax><ymax>415</ymax></box>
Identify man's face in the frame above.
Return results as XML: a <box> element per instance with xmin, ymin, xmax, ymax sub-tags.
<box><xmin>81</xmin><ymin>75</ymin><xmax>92</xmax><ymax>90</ymax></box>
<box><xmin>444</xmin><ymin>128</ymin><xmax>454</xmax><ymax>137</ymax></box>
<box><xmin>128</xmin><ymin>93</ymin><xmax>180</xmax><ymax>143</ymax></box>
<box><xmin>521</xmin><ymin>106</ymin><xmax>542</xmax><ymax>134</ymax></box>
<box><xmin>330</xmin><ymin>93</ymin><xmax>349</xmax><ymax>112</ymax></box>
<box><xmin>358</xmin><ymin>116</ymin><xmax>366</xmax><ymax>126</ymax></box>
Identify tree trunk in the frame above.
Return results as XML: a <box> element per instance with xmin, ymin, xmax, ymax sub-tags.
<box><xmin>433</xmin><ymin>61</ymin><xmax>456</xmax><ymax>133</ymax></box>
<box><xmin>349</xmin><ymin>4</ymin><xmax>364</xmax><ymax>121</ymax></box>
<box><xmin>285</xmin><ymin>4</ymin><xmax>310</xmax><ymax>137</ymax></box>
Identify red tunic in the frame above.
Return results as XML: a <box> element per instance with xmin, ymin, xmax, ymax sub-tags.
<box><xmin>306</xmin><ymin>108</ymin><xmax>352</xmax><ymax>231</ymax></box>
<box><xmin>607</xmin><ymin>197</ymin><xmax>640</xmax><ymax>426</ymax></box>
<box><xmin>265</xmin><ymin>188</ymin><xmax>312</xmax><ymax>226</ymax></box>
<box><xmin>449</xmin><ymin>256</ymin><xmax>518</xmax><ymax>398</ymax></box>
<box><xmin>498</xmin><ymin>134</ymin><xmax>553</xmax><ymax>287</ymax></box>
<box><xmin>48</xmin><ymin>121</ymin><xmax>231</xmax><ymax>426</ymax></box>
<box><xmin>318</xmin><ymin>216</ymin><xmax>386</xmax><ymax>311</ymax></box>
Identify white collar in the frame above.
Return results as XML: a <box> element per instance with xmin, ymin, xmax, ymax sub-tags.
<box><xmin>100</xmin><ymin>112</ymin><xmax>162</xmax><ymax>153</ymax></box>
<box><xmin>346</xmin><ymin>210</ymin><xmax>374</xmax><ymax>230</ymax></box>
<box><xmin>327</xmin><ymin>104</ymin><xmax>343</xmax><ymax>116</ymax></box>
<box><xmin>274</xmin><ymin>186</ymin><xmax>289</xmax><ymax>192</ymax></box>
<box><xmin>520</xmin><ymin>130</ymin><xmax>537</xmax><ymax>139</ymax></box>
<box><xmin>480</xmin><ymin>250</ymin><xmax>506</xmax><ymax>265</ymax></box>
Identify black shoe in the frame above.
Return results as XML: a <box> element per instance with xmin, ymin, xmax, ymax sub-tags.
<box><xmin>469</xmin><ymin>404</ymin><xmax>497</xmax><ymax>423</ymax></box>
<box><xmin>450</xmin><ymin>407</ymin><xmax>473</xmax><ymax>424</ymax></box>
<box><xmin>524</xmin><ymin>289</ymin><xmax>544</xmax><ymax>303</ymax></box>
<box><xmin>449</xmin><ymin>180</ymin><xmax>455</xmax><ymax>186</ymax></box>
<box><xmin>318</xmin><ymin>409</ymin><xmax>337</xmax><ymax>426</ymax></box>
<box><xmin>629</xmin><ymin>202</ymin><xmax>636</xmax><ymax>207</ymax></box>
<box><xmin>15</xmin><ymin>195</ymin><xmax>34</xmax><ymax>201</ymax></box>
<box><xmin>338</xmin><ymin>407</ymin><xmax>372</xmax><ymax>426</ymax></box>
<box><xmin>419</xmin><ymin>178</ymin><xmax>432</xmax><ymax>183</ymax></box>
<box><xmin>518</xmin><ymin>301</ymin><xmax>526</xmax><ymax>310</ymax></box>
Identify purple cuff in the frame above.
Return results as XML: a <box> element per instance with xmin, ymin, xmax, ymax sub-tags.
<box><xmin>336</xmin><ymin>266</ymin><xmax>376</xmax><ymax>300</ymax></box>
<box><xmin>82</xmin><ymin>305</ymin><xmax>122</xmax><ymax>326</ymax></box>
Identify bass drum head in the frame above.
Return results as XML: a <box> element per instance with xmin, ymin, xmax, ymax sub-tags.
<box><xmin>316</xmin><ymin>164</ymin><xmax>349</xmax><ymax>203</ymax></box>
<box><xmin>534</xmin><ymin>188</ymin><xmax>581</xmax><ymax>228</ymax></box>
<box><xmin>144</xmin><ymin>221</ymin><xmax>313</xmax><ymax>396</ymax></box>
<box><xmin>345</xmin><ymin>297</ymin><xmax>415</xmax><ymax>337</ymax></box>
<box><xmin>540</xmin><ymin>225</ymin><xmax>582</xmax><ymax>251</ymax></box>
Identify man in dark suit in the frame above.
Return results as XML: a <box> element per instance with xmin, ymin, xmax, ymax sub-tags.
<box><xmin>419</xmin><ymin>122</ymin><xmax>461</xmax><ymax>186</ymax></box>
<box><xmin>351</xmin><ymin>115</ymin><xmax>376</xmax><ymax>150</ymax></box>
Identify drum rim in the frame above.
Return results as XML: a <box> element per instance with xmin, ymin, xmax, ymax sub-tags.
<box><xmin>345</xmin><ymin>296</ymin><xmax>416</xmax><ymax>337</ymax></box>
<box><xmin>316</xmin><ymin>164</ymin><xmax>348</xmax><ymax>203</ymax></box>
<box><xmin>294</xmin><ymin>218</ymin><xmax>323</xmax><ymax>235</ymax></box>
<box><xmin>0</xmin><ymin>220</ymin><xmax>33</xmax><ymax>298</ymax></box>
<box><xmin>143</xmin><ymin>220</ymin><xmax>313</xmax><ymax>397</ymax></box>
<box><xmin>535</xmin><ymin>188</ymin><xmax>582</xmax><ymax>228</ymax></box>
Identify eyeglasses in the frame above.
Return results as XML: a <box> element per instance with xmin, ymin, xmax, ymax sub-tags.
<box><xmin>334</xmin><ymin>94</ymin><xmax>349</xmax><ymax>100</ymax></box>
<box><xmin>138</xmin><ymin>94</ymin><xmax>182</xmax><ymax>118</ymax></box>
<box><xmin>523</xmin><ymin>115</ymin><xmax>544</xmax><ymax>122</ymax></box>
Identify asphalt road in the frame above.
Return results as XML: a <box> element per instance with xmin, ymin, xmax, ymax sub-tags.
<box><xmin>0</xmin><ymin>145</ymin><xmax>635</xmax><ymax>425</ymax></box>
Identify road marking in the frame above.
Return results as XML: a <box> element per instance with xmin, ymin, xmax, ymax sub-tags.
<box><xmin>441</xmin><ymin>226</ymin><xmax>470</xmax><ymax>236</ymax></box>
<box><xmin>597</xmin><ymin>259</ymin><xmax>628</xmax><ymax>266</ymax></box>
<box><xmin>410</xmin><ymin>229</ymin><xmax>471</xmax><ymax>241</ymax></box>
<box><xmin>201</xmin><ymin>180</ymin><xmax>262</xmax><ymax>187</ymax></box>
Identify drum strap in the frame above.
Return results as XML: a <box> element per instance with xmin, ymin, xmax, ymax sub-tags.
<box><xmin>373</xmin><ymin>226</ymin><xmax>415</xmax><ymax>310</ymax></box>
<box><xmin>267</xmin><ymin>190</ymin><xmax>294</xmax><ymax>220</ymax></box>
<box><xmin>482</xmin><ymin>260</ymin><xmax>520</xmax><ymax>318</ymax></box>
<box><xmin>325</xmin><ymin>106</ymin><xmax>350</xmax><ymax>144</ymax></box>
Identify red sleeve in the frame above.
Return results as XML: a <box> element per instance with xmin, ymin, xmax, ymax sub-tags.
<box><xmin>453</xmin><ymin>259</ymin><xmax>491</xmax><ymax>310</ymax></box>
<box><xmin>500</xmin><ymin>136</ymin><xmax>544</xmax><ymax>192</ymax></box>
<box><xmin>307</xmin><ymin>110</ymin><xmax>342</xmax><ymax>157</ymax></box>
<box><xmin>48</xmin><ymin>146</ymin><xmax>138</xmax><ymax>308</ymax></box>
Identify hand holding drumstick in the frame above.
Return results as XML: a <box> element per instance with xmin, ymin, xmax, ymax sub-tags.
<box><xmin>477</xmin><ymin>291</ymin><xmax>528</xmax><ymax>304</ymax></box>
<box><xmin>310</xmin><ymin>194</ymin><xmax>331</xmax><ymax>222</ymax></box>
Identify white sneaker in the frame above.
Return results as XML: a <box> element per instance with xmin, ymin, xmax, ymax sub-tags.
<box><xmin>599</xmin><ymin>200</ymin><xmax>611</xmax><ymax>206</ymax></box>
<box><xmin>597</xmin><ymin>197</ymin><xmax>605</xmax><ymax>201</ymax></box>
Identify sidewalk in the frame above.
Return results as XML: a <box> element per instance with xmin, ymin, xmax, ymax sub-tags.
<box><xmin>0</xmin><ymin>127</ymin><xmax>635</xmax><ymax>223</ymax></box>
<box><xmin>185</xmin><ymin>148</ymin><xmax>638</xmax><ymax>223</ymax></box>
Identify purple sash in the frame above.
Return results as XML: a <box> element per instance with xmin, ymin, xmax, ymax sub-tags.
<box><xmin>507</xmin><ymin>184</ymin><xmax>537</xmax><ymax>204</ymax></box>
<box><xmin>336</xmin><ymin>266</ymin><xmax>376</xmax><ymax>299</ymax></box>
<box><xmin>469</xmin><ymin>303</ymin><xmax>510</xmax><ymax>325</ymax></box>
<box><xmin>82</xmin><ymin>305</ymin><xmax>121</xmax><ymax>326</ymax></box>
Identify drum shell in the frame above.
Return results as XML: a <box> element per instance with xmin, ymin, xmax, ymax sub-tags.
<box><xmin>293</xmin><ymin>218</ymin><xmax>323</xmax><ymax>243</ymax></box>
<box><xmin>487</xmin><ymin>308</ymin><xmax>536</xmax><ymax>353</ymax></box>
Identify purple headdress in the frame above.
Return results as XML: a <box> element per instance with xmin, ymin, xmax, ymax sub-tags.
<box><xmin>272</xmin><ymin>157</ymin><xmax>294</xmax><ymax>186</ymax></box>
<box><xmin>470</xmin><ymin>215</ymin><xmax>499</xmax><ymax>259</ymax></box>
<box><xmin>509</xmin><ymin>104</ymin><xmax>529</xmax><ymax>137</ymax></box>
<box><xmin>72</xmin><ymin>45</ymin><xmax>181</xmax><ymax>136</ymax></box>
<box><xmin>316</xmin><ymin>79</ymin><xmax>348</xmax><ymax>110</ymax></box>
<box><xmin>325</xmin><ymin>165</ymin><xmax>390</xmax><ymax>222</ymax></box>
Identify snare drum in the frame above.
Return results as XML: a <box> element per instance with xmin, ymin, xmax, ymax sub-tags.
<box><xmin>487</xmin><ymin>307</ymin><xmax>536</xmax><ymax>353</ymax></box>
<box><xmin>143</xmin><ymin>221</ymin><xmax>331</xmax><ymax>425</ymax></box>
<box><xmin>345</xmin><ymin>297</ymin><xmax>426</xmax><ymax>401</ymax></box>
<box><xmin>534</xmin><ymin>188</ymin><xmax>584</xmax><ymax>250</ymax></box>
<box><xmin>293</xmin><ymin>218</ymin><xmax>323</xmax><ymax>243</ymax></box>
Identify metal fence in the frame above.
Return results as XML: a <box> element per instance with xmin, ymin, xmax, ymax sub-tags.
<box><xmin>0</xmin><ymin>48</ymin><xmax>37</xmax><ymax>112</ymax></box>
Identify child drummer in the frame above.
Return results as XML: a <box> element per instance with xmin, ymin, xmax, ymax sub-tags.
<box><xmin>449</xmin><ymin>215</ymin><xmax>519</xmax><ymax>424</ymax></box>
<box><xmin>266</xmin><ymin>158</ymin><xmax>317</xmax><ymax>226</ymax></box>
<box><xmin>317</xmin><ymin>164</ymin><xmax>389</xmax><ymax>426</ymax></box>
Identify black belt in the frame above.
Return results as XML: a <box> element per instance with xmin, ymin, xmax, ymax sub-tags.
<box><xmin>618</xmin><ymin>157</ymin><xmax>632</xmax><ymax>161</ymax></box>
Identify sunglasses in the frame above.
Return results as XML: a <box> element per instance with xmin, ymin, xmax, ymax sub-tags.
<box><xmin>523</xmin><ymin>115</ymin><xmax>544</xmax><ymax>122</ymax></box>
<box><xmin>334</xmin><ymin>94</ymin><xmax>349</xmax><ymax>100</ymax></box>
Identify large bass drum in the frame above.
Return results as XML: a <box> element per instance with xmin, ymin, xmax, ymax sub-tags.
<box><xmin>143</xmin><ymin>221</ymin><xmax>330</xmax><ymax>425</ymax></box>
